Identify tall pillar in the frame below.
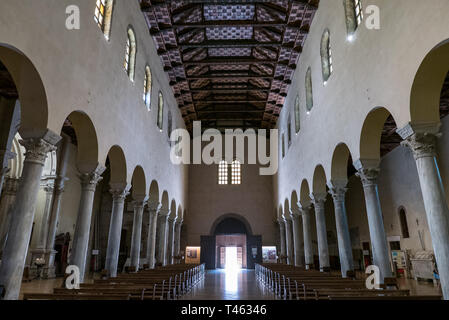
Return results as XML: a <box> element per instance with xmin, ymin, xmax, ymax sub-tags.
<box><xmin>30</xmin><ymin>179</ymin><xmax>56</xmax><ymax>278</ymax></box>
<box><xmin>0</xmin><ymin>177</ymin><xmax>20</xmax><ymax>257</ymax></box>
<box><xmin>301</xmin><ymin>205</ymin><xmax>314</xmax><ymax>269</ymax></box>
<box><xmin>145</xmin><ymin>201</ymin><xmax>160</xmax><ymax>269</ymax></box>
<box><xmin>354</xmin><ymin>160</ymin><xmax>392</xmax><ymax>282</ymax></box>
<box><xmin>291</xmin><ymin>207</ymin><xmax>304</xmax><ymax>267</ymax></box>
<box><xmin>0</xmin><ymin>150</ymin><xmax>15</xmax><ymax>198</ymax></box>
<box><xmin>284</xmin><ymin>214</ymin><xmax>294</xmax><ymax>265</ymax></box>
<box><xmin>277</xmin><ymin>218</ymin><xmax>286</xmax><ymax>263</ymax></box>
<box><xmin>328</xmin><ymin>180</ymin><xmax>354</xmax><ymax>278</ymax></box>
<box><xmin>174</xmin><ymin>219</ymin><xmax>183</xmax><ymax>263</ymax></box>
<box><xmin>167</xmin><ymin>216</ymin><xmax>176</xmax><ymax>265</ymax></box>
<box><xmin>0</xmin><ymin>131</ymin><xmax>60</xmax><ymax>300</ymax></box>
<box><xmin>44</xmin><ymin>134</ymin><xmax>71</xmax><ymax>277</ymax></box>
<box><xmin>130</xmin><ymin>197</ymin><xmax>146</xmax><ymax>271</ymax></box>
<box><xmin>311</xmin><ymin>193</ymin><xmax>330</xmax><ymax>271</ymax></box>
<box><xmin>70</xmin><ymin>165</ymin><xmax>105</xmax><ymax>282</ymax></box>
<box><xmin>156</xmin><ymin>207</ymin><xmax>169</xmax><ymax>266</ymax></box>
<box><xmin>105</xmin><ymin>184</ymin><xmax>129</xmax><ymax>277</ymax></box>
<box><xmin>399</xmin><ymin>124</ymin><xmax>449</xmax><ymax>299</ymax></box>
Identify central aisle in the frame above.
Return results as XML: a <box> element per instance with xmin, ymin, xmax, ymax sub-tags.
<box><xmin>180</xmin><ymin>269</ymin><xmax>275</xmax><ymax>300</ymax></box>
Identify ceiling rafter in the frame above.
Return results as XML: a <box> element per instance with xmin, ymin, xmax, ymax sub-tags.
<box><xmin>140</xmin><ymin>0</ymin><xmax>320</xmax><ymax>131</ymax></box>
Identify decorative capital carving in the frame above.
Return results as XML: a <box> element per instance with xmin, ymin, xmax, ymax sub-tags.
<box><xmin>157</xmin><ymin>207</ymin><xmax>170</xmax><ymax>218</ymax></box>
<box><xmin>147</xmin><ymin>201</ymin><xmax>161</xmax><ymax>212</ymax></box>
<box><xmin>299</xmin><ymin>204</ymin><xmax>312</xmax><ymax>216</ymax></box>
<box><xmin>175</xmin><ymin>219</ymin><xmax>183</xmax><ymax>227</ymax></box>
<box><xmin>291</xmin><ymin>207</ymin><xmax>302</xmax><ymax>219</ymax></box>
<box><xmin>79</xmin><ymin>165</ymin><xmax>105</xmax><ymax>191</ymax></box>
<box><xmin>310</xmin><ymin>192</ymin><xmax>327</xmax><ymax>208</ymax></box>
<box><xmin>355</xmin><ymin>167</ymin><xmax>380</xmax><ymax>187</ymax></box>
<box><xmin>328</xmin><ymin>180</ymin><xmax>347</xmax><ymax>203</ymax></box>
<box><xmin>20</xmin><ymin>137</ymin><xmax>58</xmax><ymax>166</ymax></box>
<box><xmin>132</xmin><ymin>199</ymin><xmax>147</xmax><ymax>210</ymax></box>
<box><xmin>110</xmin><ymin>185</ymin><xmax>130</xmax><ymax>202</ymax></box>
<box><xmin>278</xmin><ymin>218</ymin><xmax>286</xmax><ymax>228</ymax></box>
<box><xmin>401</xmin><ymin>132</ymin><xmax>439</xmax><ymax>160</ymax></box>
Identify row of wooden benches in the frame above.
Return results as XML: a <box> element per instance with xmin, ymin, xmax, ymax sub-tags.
<box><xmin>255</xmin><ymin>263</ymin><xmax>442</xmax><ymax>300</ymax></box>
<box><xmin>23</xmin><ymin>263</ymin><xmax>205</xmax><ymax>300</ymax></box>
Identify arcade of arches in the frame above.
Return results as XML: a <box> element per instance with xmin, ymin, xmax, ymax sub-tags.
<box><xmin>0</xmin><ymin>0</ymin><xmax>449</xmax><ymax>301</ymax></box>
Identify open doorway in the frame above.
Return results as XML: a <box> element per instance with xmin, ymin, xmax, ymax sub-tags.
<box><xmin>216</xmin><ymin>234</ymin><xmax>247</xmax><ymax>269</ymax></box>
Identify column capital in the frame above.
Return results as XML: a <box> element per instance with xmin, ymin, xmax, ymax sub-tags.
<box><xmin>284</xmin><ymin>209</ymin><xmax>293</xmax><ymax>221</ymax></box>
<box><xmin>109</xmin><ymin>183</ymin><xmax>130</xmax><ymax>201</ymax></box>
<box><xmin>20</xmin><ymin>131</ymin><xmax>61</xmax><ymax>165</ymax></box>
<box><xmin>291</xmin><ymin>207</ymin><xmax>302</xmax><ymax>219</ymax></box>
<box><xmin>41</xmin><ymin>179</ymin><xmax>56</xmax><ymax>193</ymax></box>
<box><xmin>353</xmin><ymin>159</ymin><xmax>380</xmax><ymax>187</ymax></box>
<box><xmin>299</xmin><ymin>205</ymin><xmax>312</xmax><ymax>216</ymax></box>
<box><xmin>148</xmin><ymin>201</ymin><xmax>162</xmax><ymax>213</ymax></box>
<box><xmin>398</xmin><ymin>123</ymin><xmax>441</xmax><ymax>160</ymax></box>
<box><xmin>328</xmin><ymin>180</ymin><xmax>347</xmax><ymax>203</ymax></box>
<box><xmin>168</xmin><ymin>215</ymin><xmax>177</xmax><ymax>223</ymax></box>
<box><xmin>157</xmin><ymin>207</ymin><xmax>170</xmax><ymax>218</ymax></box>
<box><xmin>277</xmin><ymin>218</ymin><xmax>286</xmax><ymax>227</ymax></box>
<box><xmin>132</xmin><ymin>197</ymin><xmax>148</xmax><ymax>209</ymax></box>
<box><xmin>79</xmin><ymin>164</ymin><xmax>105</xmax><ymax>191</ymax></box>
<box><xmin>310</xmin><ymin>192</ymin><xmax>327</xmax><ymax>205</ymax></box>
<box><xmin>175</xmin><ymin>219</ymin><xmax>183</xmax><ymax>226</ymax></box>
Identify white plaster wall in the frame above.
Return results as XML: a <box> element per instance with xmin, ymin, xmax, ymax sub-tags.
<box><xmin>276</xmin><ymin>0</ymin><xmax>449</xmax><ymax>207</ymax></box>
<box><xmin>0</xmin><ymin>0</ymin><xmax>188</xmax><ymax>213</ymax></box>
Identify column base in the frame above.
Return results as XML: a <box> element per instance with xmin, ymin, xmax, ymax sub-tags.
<box><xmin>30</xmin><ymin>248</ymin><xmax>57</xmax><ymax>279</ymax></box>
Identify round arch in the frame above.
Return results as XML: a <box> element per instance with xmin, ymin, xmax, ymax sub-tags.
<box><xmin>64</xmin><ymin>111</ymin><xmax>99</xmax><ymax>173</ymax></box>
<box><xmin>410</xmin><ymin>39</ymin><xmax>449</xmax><ymax>125</ymax></box>
<box><xmin>106</xmin><ymin>145</ymin><xmax>127</xmax><ymax>185</ymax></box>
<box><xmin>209</xmin><ymin>213</ymin><xmax>253</xmax><ymax>236</ymax></box>
<box><xmin>131</xmin><ymin>165</ymin><xmax>146</xmax><ymax>198</ymax></box>
<box><xmin>0</xmin><ymin>44</ymin><xmax>48</xmax><ymax>138</ymax></box>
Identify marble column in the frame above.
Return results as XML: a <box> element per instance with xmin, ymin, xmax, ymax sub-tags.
<box><xmin>130</xmin><ymin>197</ymin><xmax>146</xmax><ymax>271</ymax></box>
<box><xmin>174</xmin><ymin>219</ymin><xmax>183</xmax><ymax>263</ymax></box>
<box><xmin>399</xmin><ymin>124</ymin><xmax>449</xmax><ymax>299</ymax></box>
<box><xmin>301</xmin><ymin>205</ymin><xmax>314</xmax><ymax>269</ymax></box>
<box><xmin>30</xmin><ymin>178</ymin><xmax>56</xmax><ymax>278</ymax></box>
<box><xmin>70</xmin><ymin>165</ymin><xmax>105</xmax><ymax>282</ymax></box>
<box><xmin>354</xmin><ymin>160</ymin><xmax>392</xmax><ymax>282</ymax></box>
<box><xmin>0</xmin><ymin>177</ymin><xmax>20</xmax><ymax>257</ymax></box>
<box><xmin>156</xmin><ymin>207</ymin><xmax>169</xmax><ymax>266</ymax></box>
<box><xmin>145</xmin><ymin>202</ymin><xmax>160</xmax><ymax>269</ymax></box>
<box><xmin>167</xmin><ymin>216</ymin><xmax>176</xmax><ymax>265</ymax></box>
<box><xmin>284</xmin><ymin>214</ymin><xmax>294</xmax><ymax>265</ymax></box>
<box><xmin>105</xmin><ymin>184</ymin><xmax>129</xmax><ymax>277</ymax></box>
<box><xmin>291</xmin><ymin>207</ymin><xmax>304</xmax><ymax>267</ymax></box>
<box><xmin>277</xmin><ymin>218</ymin><xmax>286</xmax><ymax>263</ymax></box>
<box><xmin>0</xmin><ymin>131</ymin><xmax>60</xmax><ymax>300</ymax></box>
<box><xmin>44</xmin><ymin>134</ymin><xmax>71</xmax><ymax>277</ymax></box>
<box><xmin>311</xmin><ymin>193</ymin><xmax>330</xmax><ymax>271</ymax></box>
<box><xmin>0</xmin><ymin>150</ymin><xmax>15</xmax><ymax>199</ymax></box>
<box><xmin>328</xmin><ymin>181</ymin><xmax>354</xmax><ymax>278</ymax></box>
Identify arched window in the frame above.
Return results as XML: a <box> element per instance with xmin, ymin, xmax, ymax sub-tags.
<box><xmin>281</xmin><ymin>133</ymin><xmax>285</xmax><ymax>158</ymax></box>
<box><xmin>94</xmin><ymin>0</ymin><xmax>114</xmax><ymax>40</ymax></box>
<box><xmin>305</xmin><ymin>67</ymin><xmax>313</xmax><ymax>112</ymax></box>
<box><xmin>287</xmin><ymin>114</ymin><xmax>292</xmax><ymax>147</ymax></box>
<box><xmin>157</xmin><ymin>91</ymin><xmax>164</xmax><ymax>130</ymax></box>
<box><xmin>167</xmin><ymin>111</ymin><xmax>172</xmax><ymax>142</ymax></box>
<box><xmin>231</xmin><ymin>160</ymin><xmax>241</xmax><ymax>185</ymax></box>
<box><xmin>294</xmin><ymin>95</ymin><xmax>300</xmax><ymax>133</ymax></box>
<box><xmin>218</xmin><ymin>160</ymin><xmax>228</xmax><ymax>185</ymax></box>
<box><xmin>399</xmin><ymin>207</ymin><xmax>410</xmax><ymax>239</ymax></box>
<box><xmin>344</xmin><ymin>0</ymin><xmax>364</xmax><ymax>38</ymax></box>
<box><xmin>321</xmin><ymin>30</ymin><xmax>333</xmax><ymax>83</ymax></box>
<box><xmin>124</xmin><ymin>28</ymin><xmax>137</xmax><ymax>81</ymax></box>
<box><xmin>143</xmin><ymin>66</ymin><xmax>152</xmax><ymax>109</ymax></box>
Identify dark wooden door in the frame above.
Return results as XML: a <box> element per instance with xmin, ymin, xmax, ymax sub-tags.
<box><xmin>246</xmin><ymin>235</ymin><xmax>262</xmax><ymax>269</ymax></box>
<box><xmin>200</xmin><ymin>235</ymin><xmax>216</xmax><ymax>269</ymax></box>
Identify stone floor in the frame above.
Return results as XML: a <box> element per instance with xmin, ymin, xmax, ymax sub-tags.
<box><xmin>18</xmin><ymin>269</ymin><xmax>442</xmax><ymax>300</ymax></box>
<box><xmin>180</xmin><ymin>269</ymin><xmax>275</xmax><ymax>300</ymax></box>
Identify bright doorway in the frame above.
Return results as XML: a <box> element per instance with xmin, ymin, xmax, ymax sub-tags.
<box><xmin>225</xmin><ymin>247</ymin><xmax>239</xmax><ymax>270</ymax></box>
